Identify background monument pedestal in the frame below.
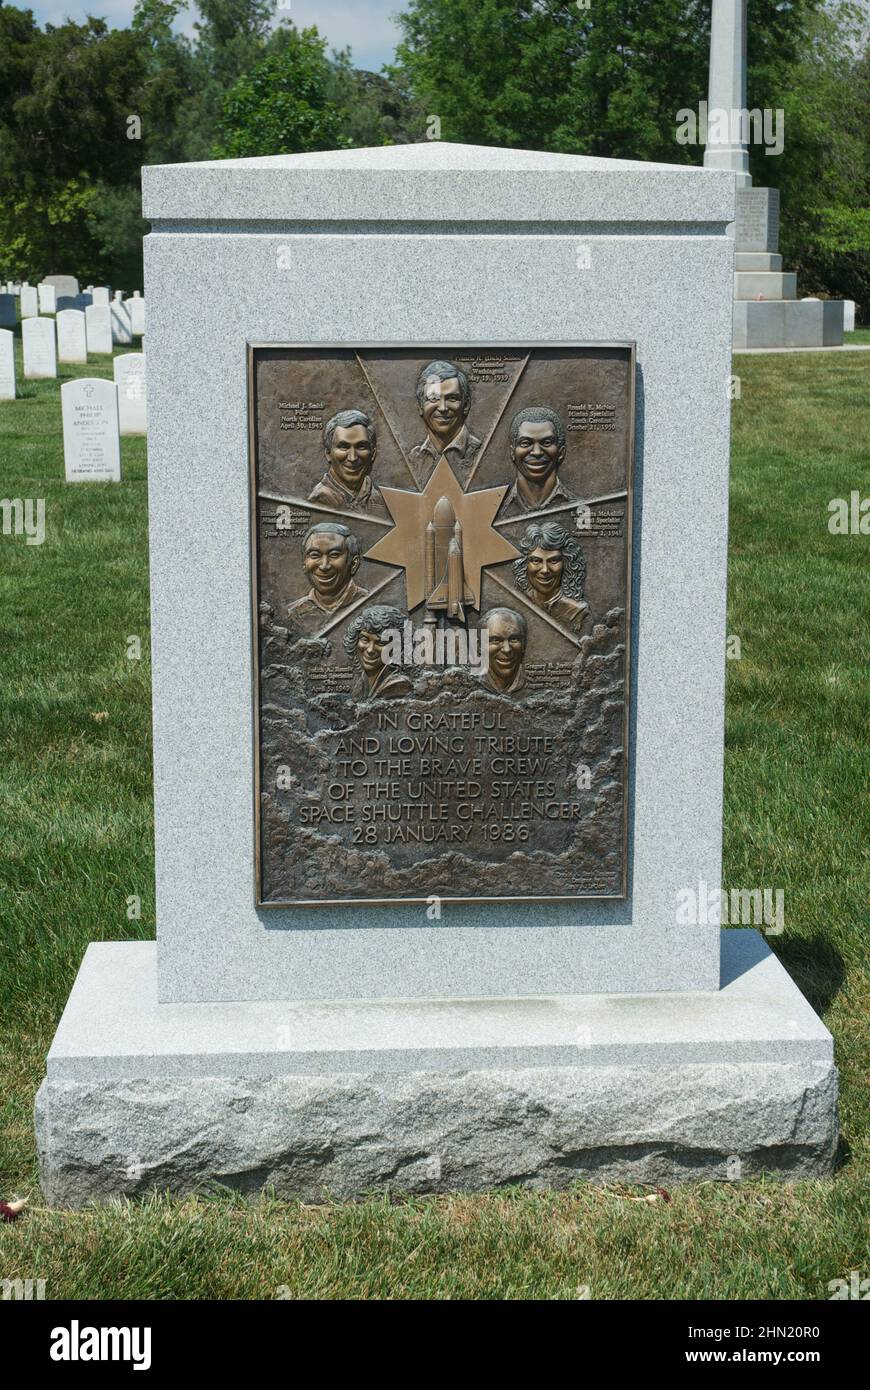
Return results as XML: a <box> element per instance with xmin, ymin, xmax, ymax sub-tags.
<box><xmin>37</xmin><ymin>143</ymin><xmax>838</xmax><ymax>1202</ymax></box>
<box><xmin>37</xmin><ymin>932</ymin><xmax>837</xmax><ymax>1205</ymax></box>
<box><xmin>732</xmin><ymin>187</ymin><xmax>845</xmax><ymax>348</ymax></box>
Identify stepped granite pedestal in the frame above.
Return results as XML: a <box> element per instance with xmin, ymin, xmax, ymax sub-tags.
<box><xmin>37</xmin><ymin>931</ymin><xmax>836</xmax><ymax>1205</ymax></box>
<box><xmin>36</xmin><ymin>142</ymin><xmax>838</xmax><ymax>1203</ymax></box>
<box><xmin>732</xmin><ymin>188</ymin><xmax>844</xmax><ymax>349</ymax></box>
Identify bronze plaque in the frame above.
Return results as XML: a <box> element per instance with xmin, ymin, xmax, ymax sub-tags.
<box><xmin>250</xmin><ymin>344</ymin><xmax>634</xmax><ymax>906</ymax></box>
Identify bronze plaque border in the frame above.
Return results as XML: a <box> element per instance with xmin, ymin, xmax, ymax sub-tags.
<box><xmin>247</xmin><ymin>341</ymin><xmax>636</xmax><ymax>909</ymax></box>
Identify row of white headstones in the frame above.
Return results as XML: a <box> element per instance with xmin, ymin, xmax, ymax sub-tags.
<box><xmin>0</xmin><ymin>280</ymin><xmax>146</xmax><ymax>483</ymax></box>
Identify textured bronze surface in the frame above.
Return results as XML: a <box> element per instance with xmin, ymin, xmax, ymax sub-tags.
<box><xmin>250</xmin><ymin>345</ymin><xmax>634</xmax><ymax>906</ymax></box>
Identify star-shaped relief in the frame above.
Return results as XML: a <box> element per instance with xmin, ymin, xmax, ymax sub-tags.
<box><xmin>364</xmin><ymin>456</ymin><xmax>519</xmax><ymax>612</ymax></box>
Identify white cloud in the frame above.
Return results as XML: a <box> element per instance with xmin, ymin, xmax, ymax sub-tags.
<box><xmin>28</xmin><ymin>1</ymin><xmax>403</xmax><ymax>70</ymax></box>
<box><xmin>276</xmin><ymin>1</ymin><xmax>402</xmax><ymax>70</ymax></box>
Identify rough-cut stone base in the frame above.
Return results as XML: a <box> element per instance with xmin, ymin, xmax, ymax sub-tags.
<box><xmin>36</xmin><ymin>933</ymin><xmax>838</xmax><ymax>1206</ymax></box>
<box><xmin>37</xmin><ymin>1061</ymin><xmax>837</xmax><ymax>1206</ymax></box>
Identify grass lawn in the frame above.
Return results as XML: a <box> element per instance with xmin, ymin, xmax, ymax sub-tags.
<box><xmin>0</xmin><ymin>333</ymin><xmax>867</xmax><ymax>1300</ymax></box>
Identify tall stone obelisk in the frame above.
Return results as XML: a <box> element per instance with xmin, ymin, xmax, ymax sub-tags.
<box><xmin>704</xmin><ymin>0</ymin><xmax>845</xmax><ymax>347</ymax></box>
<box><xmin>703</xmin><ymin>0</ymin><xmax>751</xmax><ymax>188</ymax></box>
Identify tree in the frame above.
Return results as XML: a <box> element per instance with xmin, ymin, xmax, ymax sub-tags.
<box><xmin>0</xmin><ymin>12</ymin><xmax>150</xmax><ymax>279</ymax></box>
<box><xmin>327</xmin><ymin>51</ymin><xmax>427</xmax><ymax>148</ymax></box>
<box><xmin>770</xmin><ymin>2</ymin><xmax>870</xmax><ymax>309</ymax></box>
<box><xmin>132</xmin><ymin>0</ymin><xmax>199</xmax><ymax>165</ymax></box>
<box><xmin>391</xmin><ymin>0</ymin><xmax>825</xmax><ymax>160</ymax></box>
<box><xmin>215</xmin><ymin>26</ymin><xmax>349</xmax><ymax>158</ymax></box>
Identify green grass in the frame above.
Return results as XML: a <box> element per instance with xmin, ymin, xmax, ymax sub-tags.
<box><xmin>0</xmin><ymin>336</ymin><xmax>868</xmax><ymax>1300</ymax></box>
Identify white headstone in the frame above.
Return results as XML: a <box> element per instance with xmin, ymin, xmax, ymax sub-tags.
<box><xmin>61</xmin><ymin>378</ymin><xmax>121</xmax><ymax>483</ymax></box>
<box><xmin>91</xmin><ymin>287</ymin><xmax>111</xmax><ymax>307</ymax></box>
<box><xmin>128</xmin><ymin>296</ymin><xmax>146</xmax><ymax>337</ymax></box>
<box><xmin>114</xmin><ymin>352</ymin><xmax>147</xmax><ymax>435</ymax></box>
<box><xmin>20</xmin><ymin>285</ymin><xmax>39</xmax><ymax>318</ymax></box>
<box><xmin>0</xmin><ymin>293</ymin><xmax>15</xmax><ymax>329</ymax></box>
<box><xmin>37</xmin><ymin>283</ymin><xmax>57</xmax><ymax>315</ymax></box>
<box><xmin>85</xmin><ymin>304</ymin><xmax>113</xmax><ymax>355</ymax></box>
<box><xmin>22</xmin><ymin>316</ymin><xmax>57</xmax><ymax>379</ymax></box>
<box><xmin>111</xmin><ymin>299</ymin><xmax>133</xmax><ymax>345</ymax></box>
<box><xmin>843</xmin><ymin>300</ymin><xmax>856</xmax><ymax>332</ymax></box>
<box><xmin>0</xmin><ymin>328</ymin><xmax>16</xmax><ymax>401</ymax></box>
<box><xmin>57</xmin><ymin>308</ymin><xmax>88</xmax><ymax>364</ymax></box>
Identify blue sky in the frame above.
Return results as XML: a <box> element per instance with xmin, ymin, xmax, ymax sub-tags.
<box><xmin>28</xmin><ymin>1</ymin><xmax>404</xmax><ymax>72</ymax></box>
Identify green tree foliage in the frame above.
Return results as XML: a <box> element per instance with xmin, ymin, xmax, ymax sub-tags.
<box><xmin>187</xmin><ymin>0</ymin><xmax>276</xmax><ymax>156</ymax></box>
<box><xmin>132</xmin><ymin>0</ymin><xmax>200</xmax><ymax>164</ymax></box>
<box><xmin>392</xmin><ymin>0</ymin><xmax>821</xmax><ymax>158</ymax></box>
<box><xmin>0</xmin><ymin>11</ymin><xmax>150</xmax><ymax>279</ymax></box>
<box><xmin>328</xmin><ymin>51</ymin><xmax>427</xmax><ymax>147</ymax></box>
<box><xmin>771</xmin><ymin>1</ymin><xmax>870</xmax><ymax>308</ymax></box>
<box><xmin>215</xmin><ymin>26</ymin><xmax>348</xmax><ymax>157</ymax></box>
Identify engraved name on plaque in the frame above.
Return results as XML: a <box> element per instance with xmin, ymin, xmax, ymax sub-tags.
<box><xmin>250</xmin><ymin>345</ymin><xmax>634</xmax><ymax>906</ymax></box>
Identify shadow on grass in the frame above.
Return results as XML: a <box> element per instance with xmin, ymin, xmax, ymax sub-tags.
<box><xmin>772</xmin><ymin>931</ymin><xmax>846</xmax><ymax>1017</ymax></box>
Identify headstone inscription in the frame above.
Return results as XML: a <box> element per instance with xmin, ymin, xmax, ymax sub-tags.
<box><xmin>0</xmin><ymin>293</ymin><xmax>15</xmax><ymax>329</ymax></box>
<box><xmin>0</xmin><ymin>328</ymin><xmax>16</xmax><ymax>401</ymax></box>
<box><xmin>113</xmin><ymin>352</ymin><xmax>147</xmax><ymax>435</ymax></box>
<box><xmin>36</xmin><ymin>143</ymin><xmax>838</xmax><ymax>1207</ymax></box>
<box><xmin>61</xmin><ymin>378</ymin><xmax>121</xmax><ymax>483</ymax></box>
<box><xmin>111</xmin><ymin>299</ymin><xmax>133</xmax><ymax>345</ymax></box>
<box><xmin>56</xmin><ymin>308</ymin><xmax>88</xmax><ymax>364</ymax></box>
<box><xmin>22</xmin><ymin>316</ymin><xmax>57</xmax><ymax>379</ymax></box>
<box><xmin>85</xmin><ymin>304</ymin><xmax>113</xmax><ymax>355</ymax></box>
<box><xmin>20</xmin><ymin>285</ymin><xmax>38</xmax><ymax>318</ymax></box>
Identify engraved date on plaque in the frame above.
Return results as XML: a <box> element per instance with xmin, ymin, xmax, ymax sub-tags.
<box><xmin>250</xmin><ymin>344</ymin><xmax>634</xmax><ymax>906</ymax></box>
